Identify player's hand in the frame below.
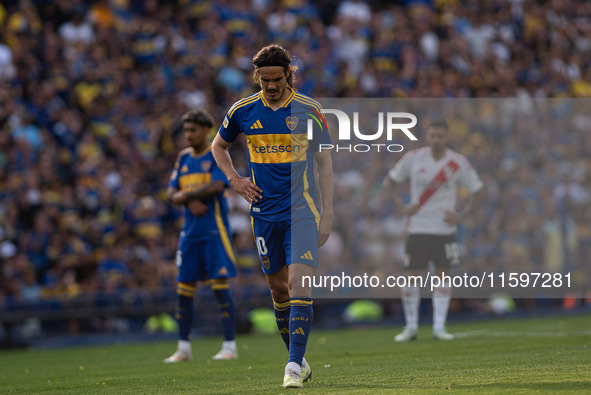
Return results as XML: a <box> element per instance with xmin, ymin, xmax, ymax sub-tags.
<box><xmin>403</xmin><ymin>203</ymin><xmax>420</xmax><ymax>216</ymax></box>
<box><xmin>171</xmin><ymin>190</ymin><xmax>187</xmax><ymax>205</ymax></box>
<box><xmin>187</xmin><ymin>199</ymin><xmax>208</xmax><ymax>216</ymax></box>
<box><xmin>230</xmin><ymin>176</ymin><xmax>263</xmax><ymax>204</ymax></box>
<box><xmin>318</xmin><ymin>212</ymin><xmax>333</xmax><ymax>247</ymax></box>
<box><xmin>444</xmin><ymin>210</ymin><xmax>461</xmax><ymax>225</ymax></box>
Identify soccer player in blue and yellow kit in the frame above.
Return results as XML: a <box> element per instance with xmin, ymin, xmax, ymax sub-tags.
<box><xmin>212</xmin><ymin>44</ymin><xmax>334</xmax><ymax>388</ymax></box>
<box><xmin>164</xmin><ymin>109</ymin><xmax>238</xmax><ymax>363</ymax></box>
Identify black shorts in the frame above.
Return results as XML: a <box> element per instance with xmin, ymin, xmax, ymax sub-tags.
<box><xmin>404</xmin><ymin>234</ymin><xmax>461</xmax><ymax>270</ymax></box>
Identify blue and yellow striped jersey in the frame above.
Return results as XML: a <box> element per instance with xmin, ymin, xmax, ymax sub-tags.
<box><xmin>169</xmin><ymin>146</ymin><xmax>232</xmax><ymax>242</ymax></box>
<box><xmin>219</xmin><ymin>90</ymin><xmax>331</xmax><ymax>222</ymax></box>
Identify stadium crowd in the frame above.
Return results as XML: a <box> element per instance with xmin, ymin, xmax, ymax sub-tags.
<box><xmin>1</xmin><ymin>0</ymin><xmax>590</xmax><ymax>333</ymax></box>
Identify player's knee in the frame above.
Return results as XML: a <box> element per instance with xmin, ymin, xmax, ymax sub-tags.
<box><xmin>289</xmin><ymin>277</ymin><xmax>312</xmax><ymax>298</ymax></box>
<box><xmin>269</xmin><ymin>287</ymin><xmax>289</xmax><ymax>302</ymax></box>
<box><xmin>266</xmin><ymin>270</ymin><xmax>289</xmax><ymax>301</ymax></box>
<box><xmin>268</xmin><ymin>278</ymin><xmax>289</xmax><ymax>301</ymax></box>
<box><xmin>288</xmin><ymin>263</ymin><xmax>314</xmax><ymax>296</ymax></box>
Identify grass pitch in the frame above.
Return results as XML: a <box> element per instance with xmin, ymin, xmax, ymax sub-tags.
<box><xmin>1</xmin><ymin>313</ymin><xmax>590</xmax><ymax>394</ymax></box>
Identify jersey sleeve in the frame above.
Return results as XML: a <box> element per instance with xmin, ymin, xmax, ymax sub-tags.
<box><xmin>169</xmin><ymin>154</ymin><xmax>182</xmax><ymax>189</ymax></box>
<box><xmin>458</xmin><ymin>157</ymin><xmax>483</xmax><ymax>193</ymax></box>
<box><xmin>387</xmin><ymin>151</ymin><xmax>412</xmax><ymax>183</ymax></box>
<box><xmin>218</xmin><ymin>109</ymin><xmax>242</xmax><ymax>143</ymax></box>
<box><xmin>308</xmin><ymin>111</ymin><xmax>332</xmax><ymax>152</ymax></box>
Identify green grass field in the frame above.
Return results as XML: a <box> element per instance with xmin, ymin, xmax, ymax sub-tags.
<box><xmin>1</xmin><ymin>313</ymin><xmax>590</xmax><ymax>394</ymax></box>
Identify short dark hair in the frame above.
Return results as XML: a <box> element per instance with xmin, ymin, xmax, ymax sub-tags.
<box><xmin>181</xmin><ymin>109</ymin><xmax>214</xmax><ymax>128</ymax></box>
<box><xmin>428</xmin><ymin>119</ymin><xmax>448</xmax><ymax>131</ymax></box>
<box><xmin>252</xmin><ymin>44</ymin><xmax>298</xmax><ymax>88</ymax></box>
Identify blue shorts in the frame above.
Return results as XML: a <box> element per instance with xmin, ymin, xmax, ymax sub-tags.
<box><xmin>251</xmin><ymin>216</ymin><xmax>318</xmax><ymax>275</ymax></box>
<box><xmin>176</xmin><ymin>235</ymin><xmax>237</xmax><ymax>283</ymax></box>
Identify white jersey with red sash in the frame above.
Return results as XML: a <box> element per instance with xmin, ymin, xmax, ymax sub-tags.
<box><xmin>388</xmin><ymin>147</ymin><xmax>483</xmax><ymax>235</ymax></box>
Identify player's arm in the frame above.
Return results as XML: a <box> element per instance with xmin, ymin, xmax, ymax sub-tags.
<box><xmin>382</xmin><ymin>176</ymin><xmax>420</xmax><ymax>216</ymax></box>
<box><xmin>382</xmin><ymin>177</ymin><xmax>406</xmax><ymax>208</ymax></box>
<box><xmin>382</xmin><ymin>153</ymin><xmax>420</xmax><ymax>216</ymax></box>
<box><xmin>444</xmin><ymin>158</ymin><xmax>488</xmax><ymax>225</ymax></box>
<box><xmin>167</xmin><ymin>182</ymin><xmax>226</xmax><ymax>205</ymax></box>
<box><xmin>314</xmin><ymin>150</ymin><xmax>334</xmax><ymax>247</ymax></box>
<box><xmin>167</xmin><ymin>184</ymin><xmax>223</xmax><ymax>217</ymax></box>
<box><xmin>444</xmin><ymin>185</ymin><xmax>487</xmax><ymax>225</ymax></box>
<box><xmin>211</xmin><ymin>133</ymin><xmax>262</xmax><ymax>203</ymax></box>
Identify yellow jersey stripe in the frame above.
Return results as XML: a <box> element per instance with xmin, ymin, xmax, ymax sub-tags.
<box><xmin>228</xmin><ymin>92</ymin><xmax>260</xmax><ymax>115</ymax></box>
<box><xmin>211</xmin><ymin>284</ymin><xmax>229</xmax><ymax>290</ymax></box>
<box><xmin>290</xmin><ymin>299</ymin><xmax>313</xmax><ymax>305</ymax></box>
<box><xmin>179</xmin><ymin>173</ymin><xmax>212</xmax><ymax>191</ymax></box>
<box><xmin>177</xmin><ymin>289</ymin><xmax>194</xmax><ymax>297</ymax></box>
<box><xmin>256</xmin><ymin>120</ymin><xmax>262</xmax><ymax>128</ymax></box>
<box><xmin>260</xmin><ymin>92</ymin><xmax>270</xmax><ymax>107</ymax></box>
<box><xmin>214</xmin><ymin>199</ymin><xmax>236</xmax><ymax>264</ymax></box>
<box><xmin>294</xmin><ymin>93</ymin><xmax>322</xmax><ymax>108</ymax></box>
<box><xmin>229</xmin><ymin>93</ymin><xmax>261</xmax><ymax>118</ymax></box>
<box><xmin>293</xmin><ymin>97</ymin><xmax>322</xmax><ymax>114</ymax></box>
<box><xmin>229</xmin><ymin>95</ymin><xmax>260</xmax><ymax>118</ymax></box>
<box><xmin>293</xmin><ymin>97</ymin><xmax>320</xmax><ymax>112</ymax></box>
<box><xmin>273</xmin><ymin>300</ymin><xmax>291</xmax><ymax>308</ymax></box>
<box><xmin>250</xmin><ymin>170</ymin><xmax>256</xmax><ymax>211</ymax></box>
<box><xmin>178</xmin><ymin>283</ymin><xmax>196</xmax><ymax>291</ymax></box>
<box><xmin>174</xmin><ymin>147</ymin><xmax>194</xmax><ymax>169</ymax></box>
<box><xmin>281</xmin><ymin>89</ymin><xmax>296</xmax><ymax>107</ymax></box>
<box><xmin>210</xmin><ymin>278</ymin><xmax>228</xmax><ymax>285</ymax></box>
<box><xmin>302</xmin><ymin>163</ymin><xmax>320</xmax><ymax>226</ymax></box>
<box><xmin>294</xmin><ymin>94</ymin><xmax>322</xmax><ymax>112</ymax></box>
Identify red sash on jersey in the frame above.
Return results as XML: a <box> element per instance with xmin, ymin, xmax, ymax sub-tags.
<box><xmin>417</xmin><ymin>159</ymin><xmax>460</xmax><ymax>208</ymax></box>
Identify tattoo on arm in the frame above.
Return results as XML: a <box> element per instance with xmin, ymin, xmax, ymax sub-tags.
<box><xmin>184</xmin><ymin>181</ymin><xmax>225</xmax><ymax>201</ymax></box>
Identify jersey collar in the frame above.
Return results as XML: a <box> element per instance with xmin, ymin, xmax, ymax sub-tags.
<box><xmin>191</xmin><ymin>145</ymin><xmax>211</xmax><ymax>157</ymax></box>
<box><xmin>259</xmin><ymin>88</ymin><xmax>295</xmax><ymax>108</ymax></box>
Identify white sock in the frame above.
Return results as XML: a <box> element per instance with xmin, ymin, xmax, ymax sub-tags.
<box><xmin>302</xmin><ymin>357</ymin><xmax>309</xmax><ymax>369</ymax></box>
<box><xmin>178</xmin><ymin>340</ymin><xmax>191</xmax><ymax>354</ymax></box>
<box><xmin>222</xmin><ymin>340</ymin><xmax>236</xmax><ymax>351</ymax></box>
<box><xmin>433</xmin><ymin>286</ymin><xmax>451</xmax><ymax>331</ymax></box>
<box><xmin>401</xmin><ymin>286</ymin><xmax>420</xmax><ymax>330</ymax></box>
<box><xmin>285</xmin><ymin>361</ymin><xmax>301</xmax><ymax>376</ymax></box>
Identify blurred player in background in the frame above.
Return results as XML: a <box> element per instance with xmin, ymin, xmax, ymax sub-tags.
<box><xmin>212</xmin><ymin>44</ymin><xmax>333</xmax><ymax>388</ymax></box>
<box><xmin>164</xmin><ymin>109</ymin><xmax>238</xmax><ymax>362</ymax></box>
<box><xmin>383</xmin><ymin>119</ymin><xmax>486</xmax><ymax>341</ymax></box>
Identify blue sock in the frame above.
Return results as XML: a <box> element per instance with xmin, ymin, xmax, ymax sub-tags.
<box><xmin>212</xmin><ymin>280</ymin><xmax>236</xmax><ymax>341</ymax></box>
<box><xmin>273</xmin><ymin>299</ymin><xmax>291</xmax><ymax>351</ymax></box>
<box><xmin>176</xmin><ymin>282</ymin><xmax>195</xmax><ymax>341</ymax></box>
<box><xmin>289</xmin><ymin>298</ymin><xmax>313</xmax><ymax>365</ymax></box>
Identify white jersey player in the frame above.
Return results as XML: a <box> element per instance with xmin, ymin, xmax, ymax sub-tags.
<box><xmin>383</xmin><ymin>119</ymin><xmax>486</xmax><ymax>342</ymax></box>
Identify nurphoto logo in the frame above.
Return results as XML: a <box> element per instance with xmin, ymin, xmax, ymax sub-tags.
<box><xmin>307</xmin><ymin>109</ymin><xmax>418</xmax><ymax>153</ymax></box>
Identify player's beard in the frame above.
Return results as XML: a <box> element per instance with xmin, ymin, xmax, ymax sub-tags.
<box><xmin>265</xmin><ymin>85</ymin><xmax>285</xmax><ymax>103</ymax></box>
<box><xmin>266</xmin><ymin>89</ymin><xmax>279</xmax><ymax>101</ymax></box>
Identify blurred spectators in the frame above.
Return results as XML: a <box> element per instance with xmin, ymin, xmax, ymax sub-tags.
<box><xmin>0</xmin><ymin>0</ymin><xmax>590</xmax><ymax>335</ymax></box>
